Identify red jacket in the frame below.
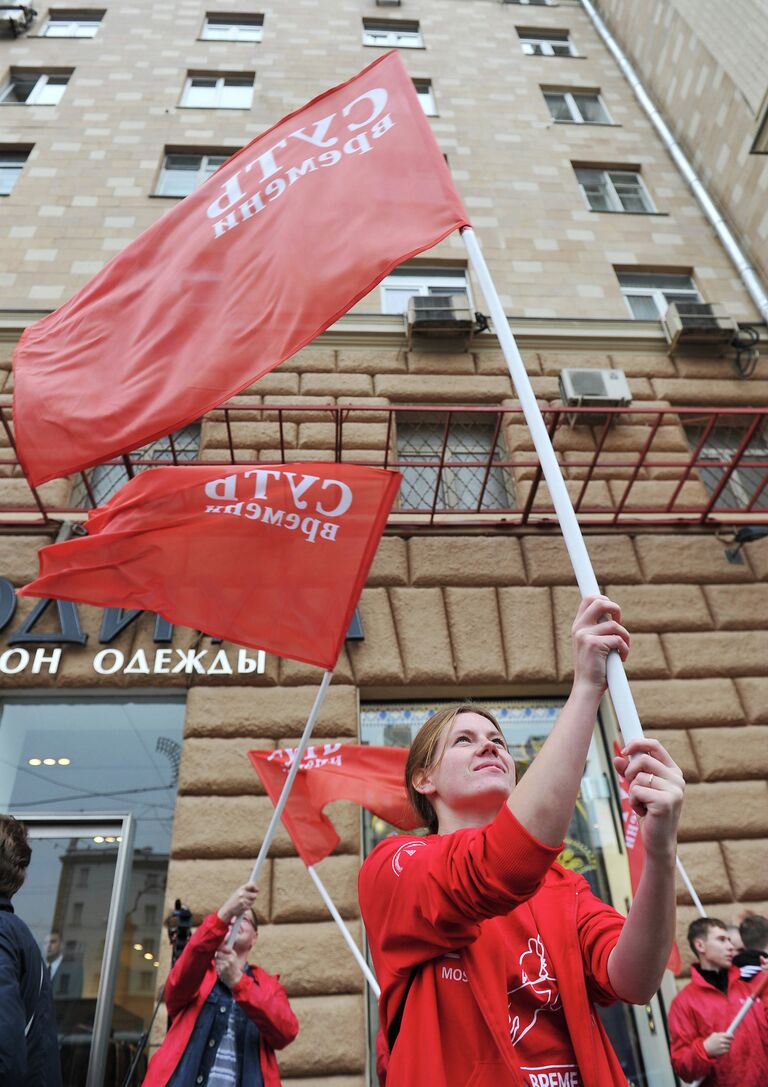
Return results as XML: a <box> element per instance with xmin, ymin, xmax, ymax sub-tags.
<box><xmin>668</xmin><ymin>965</ymin><xmax>768</xmax><ymax>1087</ymax></box>
<box><xmin>141</xmin><ymin>913</ymin><xmax>298</xmax><ymax>1087</ymax></box>
<box><xmin>358</xmin><ymin>805</ymin><xmax>629</xmax><ymax>1087</ymax></box>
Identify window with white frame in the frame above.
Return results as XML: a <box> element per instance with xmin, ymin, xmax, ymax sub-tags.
<box><xmin>380</xmin><ymin>268</ymin><xmax>469</xmax><ymax>315</ymax></box>
<box><xmin>362</xmin><ymin>19</ymin><xmax>422</xmax><ymax>48</ymax></box>
<box><xmin>201</xmin><ymin>13</ymin><xmax>263</xmax><ymax>41</ymax></box>
<box><xmin>0</xmin><ymin>70</ymin><xmax>71</xmax><ymax>105</ymax></box>
<box><xmin>396</xmin><ymin>412</ymin><xmax>511</xmax><ymax>512</ymax></box>
<box><xmin>544</xmin><ymin>89</ymin><xmax>610</xmax><ymax>124</ymax></box>
<box><xmin>687</xmin><ymin>420</ymin><xmax>768</xmax><ymax>512</ymax></box>
<box><xmin>575</xmin><ymin>167</ymin><xmax>654</xmax><ymax>213</ymax></box>
<box><xmin>517</xmin><ymin>29</ymin><xmax>575</xmax><ymax>56</ymax></box>
<box><xmin>180</xmin><ymin>73</ymin><xmax>254</xmax><ymax>109</ymax></box>
<box><xmin>155</xmin><ymin>151</ymin><xmax>231</xmax><ymax>197</ymax></box>
<box><xmin>413</xmin><ymin>78</ymin><xmax>436</xmax><ymax>115</ymax></box>
<box><xmin>617</xmin><ymin>272</ymin><xmax>701</xmax><ymax>320</ymax></box>
<box><xmin>0</xmin><ymin>148</ymin><xmax>31</xmax><ymax>194</ymax></box>
<box><xmin>42</xmin><ymin>9</ymin><xmax>104</xmax><ymax>36</ymax></box>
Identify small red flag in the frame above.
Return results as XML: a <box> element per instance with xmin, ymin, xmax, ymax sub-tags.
<box><xmin>14</xmin><ymin>50</ymin><xmax>469</xmax><ymax>486</ymax></box>
<box><xmin>248</xmin><ymin>744</ymin><xmax>420</xmax><ymax>866</ymax></box>
<box><xmin>18</xmin><ymin>463</ymin><xmax>399</xmax><ymax>669</ymax></box>
<box><xmin>614</xmin><ymin>743</ymin><xmax>681</xmax><ymax>974</ymax></box>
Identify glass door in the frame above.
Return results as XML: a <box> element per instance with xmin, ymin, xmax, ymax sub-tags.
<box><xmin>12</xmin><ymin>813</ymin><xmax>135</xmax><ymax>1087</ymax></box>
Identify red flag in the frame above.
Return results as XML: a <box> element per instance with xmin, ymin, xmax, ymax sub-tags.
<box><xmin>613</xmin><ymin>742</ymin><xmax>681</xmax><ymax>974</ymax></box>
<box><xmin>14</xmin><ymin>51</ymin><xmax>469</xmax><ymax>486</ymax></box>
<box><xmin>248</xmin><ymin>744</ymin><xmax>420</xmax><ymax>865</ymax></box>
<box><xmin>18</xmin><ymin>463</ymin><xmax>399</xmax><ymax>669</ymax></box>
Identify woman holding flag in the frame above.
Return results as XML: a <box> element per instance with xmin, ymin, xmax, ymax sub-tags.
<box><xmin>359</xmin><ymin>594</ymin><xmax>684</xmax><ymax>1087</ymax></box>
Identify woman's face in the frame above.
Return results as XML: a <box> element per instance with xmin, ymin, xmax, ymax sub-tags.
<box><xmin>415</xmin><ymin>711</ymin><xmax>514</xmax><ymax>824</ymax></box>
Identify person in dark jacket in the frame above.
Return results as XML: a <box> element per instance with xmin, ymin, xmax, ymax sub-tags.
<box><xmin>0</xmin><ymin>813</ymin><xmax>62</xmax><ymax>1087</ymax></box>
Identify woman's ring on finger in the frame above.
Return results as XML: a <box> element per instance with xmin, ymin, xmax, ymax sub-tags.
<box><xmin>648</xmin><ymin>773</ymin><xmax>655</xmax><ymax>788</ymax></box>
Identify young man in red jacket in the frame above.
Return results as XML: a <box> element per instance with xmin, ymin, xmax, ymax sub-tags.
<box><xmin>141</xmin><ymin>882</ymin><xmax>298</xmax><ymax>1087</ymax></box>
<box><xmin>668</xmin><ymin>917</ymin><xmax>768</xmax><ymax>1087</ymax></box>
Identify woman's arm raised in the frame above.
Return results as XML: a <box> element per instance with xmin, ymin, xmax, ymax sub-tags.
<box><xmin>507</xmin><ymin>594</ymin><xmax>629</xmax><ymax>847</ymax></box>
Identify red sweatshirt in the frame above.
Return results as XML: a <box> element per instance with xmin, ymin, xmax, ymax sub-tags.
<box><xmin>359</xmin><ymin>806</ymin><xmax>629</xmax><ymax>1087</ymax></box>
<box><xmin>668</xmin><ymin>965</ymin><xmax>768</xmax><ymax>1087</ymax></box>
<box><xmin>141</xmin><ymin>913</ymin><xmax>298</xmax><ymax>1087</ymax></box>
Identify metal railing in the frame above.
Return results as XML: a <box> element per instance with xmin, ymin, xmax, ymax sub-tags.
<box><xmin>1</xmin><ymin>401</ymin><xmax>767</xmax><ymax>528</ymax></box>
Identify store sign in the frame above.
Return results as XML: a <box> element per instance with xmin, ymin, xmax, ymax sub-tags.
<box><xmin>0</xmin><ymin>578</ymin><xmax>265</xmax><ymax>677</ymax></box>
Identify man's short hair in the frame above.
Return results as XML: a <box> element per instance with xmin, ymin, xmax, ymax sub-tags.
<box><xmin>739</xmin><ymin>913</ymin><xmax>768</xmax><ymax>951</ymax></box>
<box><xmin>687</xmin><ymin>917</ymin><xmax>727</xmax><ymax>956</ymax></box>
<box><xmin>0</xmin><ymin>814</ymin><xmax>32</xmax><ymax>898</ymax></box>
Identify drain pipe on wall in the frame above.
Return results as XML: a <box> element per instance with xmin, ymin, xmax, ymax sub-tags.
<box><xmin>579</xmin><ymin>0</ymin><xmax>768</xmax><ymax>327</ymax></box>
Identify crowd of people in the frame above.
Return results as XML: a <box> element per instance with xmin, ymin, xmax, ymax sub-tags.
<box><xmin>1</xmin><ymin>598</ymin><xmax>767</xmax><ymax>1087</ymax></box>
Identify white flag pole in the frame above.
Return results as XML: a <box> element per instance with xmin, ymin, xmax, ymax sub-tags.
<box><xmin>676</xmin><ymin>855</ymin><xmax>706</xmax><ymax>917</ymax></box>
<box><xmin>307</xmin><ymin>864</ymin><xmax>381</xmax><ymax>998</ymax></box>
<box><xmin>227</xmin><ymin>669</ymin><xmax>334</xmax><ymax>946</ymax></box>
<box><xmin>462</xmin><ymin>226</ymin><xmax>643</xmax><ymax>745</ymax></box>
<box><xmin>463</xmin><ymin>227</ymin><xmax>704</xmax><ymax>911</ymax></box>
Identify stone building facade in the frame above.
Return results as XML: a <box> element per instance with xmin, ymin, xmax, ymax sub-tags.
<box><xmin>1</xmin><ymin>2</ymin><xmax>767</xmax><ymax>1086</ymax></box>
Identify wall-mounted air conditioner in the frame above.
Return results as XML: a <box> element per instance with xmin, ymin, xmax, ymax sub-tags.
<box><xmin>662</xmin><ymin>301</ymin><xmax>738</xmax><ymax>354</ymax></box>
<box><xmin>559</xmin><ymin>368</ymin><xmax>632</xmax><ymax>408</ymax></box>
<box><xmin>0</xmin><ymin>4</ymin><xmax>36</xmax><ymax>36</ymax></box>
<box><xmin>375</xmin><ymin>0</ymin><xmax>401</xmax><ymax>6</ymax></box>
<box><xmin>405</xmin><ymin>293</ymin><xmax>475</xmax><ymax>349</ymax></box>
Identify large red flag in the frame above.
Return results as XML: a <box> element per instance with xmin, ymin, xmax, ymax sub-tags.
<box><xmin>614</xmin><ymin>743</ymin><xmax>681</xmax><ymax>974</ymax></box>
<box><xmin>14</xmin><ymin>51</ymin><xmax>470</xmax><ymax>487</ymax></box>
<box><xmin>248</xmin><ymin>744</ymin><xmax>420</xmax><ymax>866</ymax></box>
<box><xmin>18</xmin><ymin>463</ymin><xmax>399</xmax><ymax>669</ymax></box>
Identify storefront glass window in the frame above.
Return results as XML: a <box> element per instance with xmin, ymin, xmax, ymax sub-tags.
<box><xmin>1</xmin><ymin>696</ymin><xmax>185</xmax><ymax>1085</ymax></box>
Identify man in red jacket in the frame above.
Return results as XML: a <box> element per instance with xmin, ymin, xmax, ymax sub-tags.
<box><xmin>668</xmin><ymin>917</ymin><xmax>768</xmax><ymax>1087</ymax></box>
<box><xmin>141</xmin><ymin>882</ymin><xmax>298</xmax><ymax>1087</ymax></box>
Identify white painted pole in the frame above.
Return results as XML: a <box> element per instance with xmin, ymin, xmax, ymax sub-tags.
<box><xmin>462</xmin><ymin>226</ymin><xmax>704</xmax><ymax>919</ymax></box>
<box><xmin>676</xmin><ymin>855</ymin><xmax>706</xmax><ymax>918</ymax></box>
<box><xmin>307</xmin><ymin>864</ymin><xmax>381</xmax><ymax>998</ymax></box>
<box><xmin>227</xmin><ymin>669</ymin><xmax>334</xmax><ymax>946</ymax></box>
<box><xmin>462</xmin><ymin>226</ymin><xmax>643</xmax><ymax>745</ymax></box>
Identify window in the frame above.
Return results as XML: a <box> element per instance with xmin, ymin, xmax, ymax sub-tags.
<box><xmin>617</xmin><ymin>272</ymin><xmax>701</xmax><ymax>320</ymax></box>
<box><xmin>575</xmin><ymin>167</ymin><xmax>653</xmax><ymax>213</ymax></box>
<box><xmin>413</xmin><ymin>79</ymin><xmax>436</xmax><ymax>116</ymax></box>
<box><xmin>72</xmin><ymin>424</ymin><xmax>200</xmax><ymax>506</ymax></box>
<box><xmin>156</xmin><ymin>151</ymin><xmax>231</xmax><ymax>197</ymax></box>
<box><xmin>42</xmin><ymin>9</ymin><xmax>104</xmax><ymax>36</ymax></box>
<box><xmin>72</xmin><ymin>902</ymin><xmax>84</xmax><ymax>924</ymax></box>
<box><xmin>380</xmin><ymin>268</ymin><xmax>469</xmax><ymax>315</ymax></box>
<box><xmin>0</xmin><ymin>148</ymin><xmax>30</xmax><ymax>194</ymax></box>
<box><xmin>362</xmin><ymin>19</ymin><xmax>422</xmax><ymax>48</ymax></box>
<box><xmin>397</xmin><ymin>412</ymin><xmax>510</xmax><ymax>512</ymax></box>
<box><xmin>77</xmin><ymin>866</ymin><xmax>90</xmax><ymax>888</ymax></box>
<box><xmin>687</xmin><ymin>421</ymin><xmax>768</xmax><ymax>512</ymax></box>
<box><xmin>544</xmin><ymin>90</ymin><xmax>609</xmax><ymax>124</ymax></box>
<box><xmin>504</xmin><ymin>0</ymin><xmax>550</xmax><ymax>5</ymax></box>
<box><xmin>0</xmin><ymin>70</ymin><xmax>71</xmax><ymax>105</ymax></box>
<box><xmin>201</xmin><ymin>13</ymin><xmax>263</xmax><ymax>41</ymax></box>
<box><xmin>144</xmin><ymin>904</ymin><xmax>157</xmax><ymax>926</ymax></box>
<box><xmin>180</xmin><ymin>73</ymin><xmax>254</xmax><ymax>109</ymax></box>
<box><xmin>517</xmin><ymin>29</ymin><xmax>575</xmax><ymax>56</ymax></box>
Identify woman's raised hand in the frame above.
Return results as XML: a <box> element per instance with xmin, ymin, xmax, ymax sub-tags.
<box><xmin>614</xmin><ymin>738</ymin><xmax>685</xmax><ymax>859</ymax></box>
<box><xmin>571</xmin><ymin>594</ymin><xmax>630</xmax><ymax>693</ymax></box>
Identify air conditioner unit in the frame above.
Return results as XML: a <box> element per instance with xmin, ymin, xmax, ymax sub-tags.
<box><xmin>559</xmin><ymin>368</ymin><xmax>632</xmax><ymax>407</ymax></box>
<box><xmin>376</xmin><ymin>0</ymin><xmax>401</xmax><ymax>6</ymax></box>
<box><xmin>0</xmin><ymin>4</ymin><xmax>36</xmax><ymax>36</ymax></box>
<box><xmin>662</xmin><ymin>301</ymin><xmax>739</xmax><ymax>354</ymax></box>
<box><xmin>405</xmin><ymin>293</ymin><xmax>475</xmax><ymax>348</ymax></box>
